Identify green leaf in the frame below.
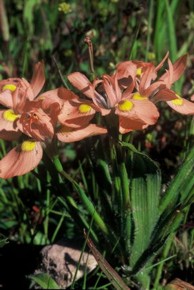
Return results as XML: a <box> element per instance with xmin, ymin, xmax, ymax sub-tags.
<box><xmin>0</xmin><ymin>234</ymin><xmax>8</xmax><ymax>248</ymax></box>
<box><xmin>23</xmin><ymin>0</ymin><xmax>41</xmax><ymax>35</ymax></box>
<box><xmin>29</xmin><ymin>273</ymin><xmax>60</xmax><ymax>289</ymax></box>
<box><xmin>164</xmin><ymin>0</ymin><xmax>178</xmax><ymax>61</ymax></box>
<box><xmin>129</xmin><ymin>153</ymin><xmax>161</xmax><ymax>270</ymax></box>
<box><xmin>159</xmin><ymin>147</ymin><xmax>194</xmax><ymax>213</ymax></box>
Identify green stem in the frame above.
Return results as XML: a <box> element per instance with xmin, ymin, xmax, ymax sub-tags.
<box><xmin>153</xmin><ymin>233</ymin><xmax>174</xmax><ymax>288</ymax></box>
<box><xmin>145</xmin><ymin>0</ymin><xmax>154</xmax><ymax>61</ymax></box>
<box><xmin>165</xmin><ymin>0</ymin><xmax>177</xmax><ymax>61</ymax></box>
<box><xmin>120</xmin><ymin>162</ymin><xmax>130</xmax><ymax>209</ymax></box>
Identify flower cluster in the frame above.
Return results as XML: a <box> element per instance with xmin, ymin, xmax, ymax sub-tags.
<box><xmin>0</xmin><ymin>54</ymin><xmax>194</xmax><ymax>178</ymax></box>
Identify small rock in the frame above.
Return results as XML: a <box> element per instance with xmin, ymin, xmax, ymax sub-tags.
<box><xmin>35</xmin><ymin>238</ymin><xmax>98</xmax><ymax>289</ymax></box>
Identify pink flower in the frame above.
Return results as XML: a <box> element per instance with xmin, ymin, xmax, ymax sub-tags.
<box><xmin>114</xmin><ymin>97</ymin><xmax>159</xmax><ymax>134</ymax></box>
<box><xmin>58</xmin><ymin>88</ymin><xmax>97</xmax><ymax>128</ymax></box>
<box><xmin>0</xmin><ymin>141</ymin><xmax>43</xmax><ymax>179</ymax></box>
<box><xmin>56</xmin><ymin>87</ymin><xmax>107</xmax><ymax>142</ymax></box>
<box><xmin>18</xmin><ymin>103</ymin><xmax>54</xmax><ymax>141</ymax></box>
<box><xmin>0</xmin><ymin>62</ymin><xmax>45</xmax><ymax>140</ymax></box>
<box><xmin>153</xmin><ymin>55</ymin><xmax>194</xmax><ymax>115</ymax></box>
<box><xmin>0</xmin><ymin>63</ymin><xmax>62</xmax><ymax>178</ymax></box>
<box><xmin>0</xmin><ymin>62</ymin><xmax>45</xmax><ymax>109</ymax></box>
<box><xmin>67</xmin><ymin>71</ymin><xmax>159</xmax><ymax>134</ymax></box>
<box><xmin>116</xmin><ymin>52</ymin><xmax>169</xmax><ymax>89</ymax></box>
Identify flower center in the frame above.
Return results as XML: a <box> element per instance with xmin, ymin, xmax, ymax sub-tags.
<box><xmin>21</xmin><ymin>140</ymin><xmax>36</xmax><ymax>152</ymax></box>
<box><xmin>2</xmin><ymin>84</ymin><xmax>17</xmax><ymax>92</ymax></box>
<box><xmin>79</xmin><ymin>104</ymin><xmax>92</xmax><ymax>113</ymax></box>
<box><xmin>3</xmin><ymin>109</ymin><xmax>20</xmax><ymax>122</ymax></box>
<box><xmin>132</xmin><ymin>92</ymin><xmax>147</xmax><ymax>100</ymax></box>
<box><xmin>171</xmin><ymin>95</ymin><xmax>183</xmax><ymax>106</ymax></box>
<box><xmin>118</xmin><ymin>100</ymin><xmax>134</xmax><ymax>112</ymax></box>
<box><xmin>136</xmin><ymin>68</ymin><xmax>142</xmax><ymax>77</ymax></box>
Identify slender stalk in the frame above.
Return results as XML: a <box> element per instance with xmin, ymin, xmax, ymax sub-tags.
<box><xmin>145</xmin><ymin>0</ymin><xmax>154</xmax><ymax>61</ymax></box>
<box><xmin>84</xmin><ymin>35</ymin><xmax>95</xmax><ymax>80</ymax></box>
<box><xmin>120</xmin><ymin>162</ymin><xmax>130</xmax><ymax>209</ymax></box>
<box><xmin>0</xmin><ymin>0</ymin><xmax>9</xmax><ymax>41</ymax></box>
<box><xmin>153</xmin><ymin>233</ymin><xmax>174</xmax><ymax>288</ymax></box>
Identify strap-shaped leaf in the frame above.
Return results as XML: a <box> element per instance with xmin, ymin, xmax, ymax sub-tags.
<box><xmin>130</xmin><ymin>153</ymin><xmax>161</xmax><ymax>269</ymax></box>
<box><xmin>160</xmin><ymin>146</ymin><xmax>194</xmax><ymax>214</ymax></box>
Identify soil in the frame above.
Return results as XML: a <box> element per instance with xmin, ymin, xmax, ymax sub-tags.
<box><xmin>0</xmin><ymin>242</ymin><xmax>42</xmax><ymax>289</ymax></box>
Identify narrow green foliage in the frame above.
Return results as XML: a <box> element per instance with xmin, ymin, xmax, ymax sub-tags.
<box><xmin>153</xmin><ymin>0</ymin><xmax>180</xmax><ymax>61</ymax></box>
<box><xmin>145</xmin><ymin>0</ymin><xmax>154</xmax><ymax>60</ymax></box>
<box><xmin>23</xmin><ymin>0</ymin><xmax>41</xmax><ymax>36</ymax></box>
<box><xmin>159</xmin><ymin>147</ymin><xmax>194</xmax><ymax>214</ymax></box>
<box><xmin>0</xmin><ymin>234</ymin><xmax>8</xmax><ymax>248</ymax></box>
<box><xmin>120</xmin><ymin>162</ymin><xmax>130</xmax><ymax>209</ymax></box>
<box><xmin>164</xmin><ymin>0</ymin><xmax>178</xmax><ymax>61</ymax></box>
<box><xmin>29</xmin><ymin>273</ymin><xmax>60</xmax><ymax>289</ymax></box>
<box><xmin>0</xmin><ymin>0</ymin><xmax>10</xmax><ymax>41</ymax></box>
<box><xmin>153</xmin><ymin>233</ymin><xmax>175</xmax><ymax>288</ymax></box>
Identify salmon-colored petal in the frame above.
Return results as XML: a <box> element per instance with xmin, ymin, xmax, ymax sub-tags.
<box><xmin>118</xmin><ymin>76</ymin><xmax>135</xmax><ymax>92</ymax></box>
<box><xmin>92</xmin><ymin>80</ymin><xmax>109</xmax><ymax>109</ymax></box>
<box><xmin>139</xmin><ymin>64</ymin><xmax>156</xmax><ymax>91</ymax></box>
<box><xmin>116</xmin><ymin>61</ymin><xmax>137</xmax><ymax>80</ymax></box>
<box><xmin>0</xmin><ymin>110</ymin><xmax>19</xmax><ymax>130</ymax></box>
<box><xmin>0</xmin><ymin>78</ymin><xmax>20</xmax><ymax>108</ymax></box>
<box><xmin>102</xmin><ymin>75</ymin><xmax>121</xmax><ymax>108</ymax></box>
<box><xmin>64</xmin><ymin>114</ymin><xmax>95</xmax><ymax>128</ymax></box>
<box><xmin>0</xmin><ymin>77</ymin><xmax>34</xmax><ymax>109</ymax></box>
<box><xmin>37</xmin><ymin>88</ymin><xmax>65</xmax><ymax>122</ymax></box>
<box><xmin>0</xmin><ymin>78</ymin><xmax>18</xmax><ymax>91</ymax></box>
<box><xmin>67</xmin><ymin>72</ymin><xmax>94</xmax><ymax>99</ymax></box>
<box><xmin>0</xmin><ymin>130</ymin><xmax>22</xmax><ymax>141</ymax></box>
<box><xmin>57</xmin><ymin>124</ymin><xmax>107</xmax><ymax>142</ymax></box>
<box><xmin>0</xmin><ymin>141</ymin><xmax>43</xmax><ymax>178</ymax></box>
<box><xmin>57</xmin><ymin>87</ymin><xmax>79</xmax><ymax>101</ymax></box>
<box><xmin>167</xmin><ymin>98</ymin><xmax>194</xmax><ymax>115</ymax></box>
<box><xmin>12</xmin><ymin>79</ymin><xmax>35</xmax><ymax>112</ymax></box>
<box><xmin>152</xmin><ymin>88</ymin><xmax>178</xmax><ymax>102</ymax></box>
<box><xmin>0</xmin><ymin>90</ymin><xmax>13</xmax><ymax>108</ymax></box>
<box><xmin>171</xmin><ymin>54</ymin><xmax>187</xmax><ymax>83</ymax></box>
<box><xmin>122</xmin><ymin>87</ymin><xmax>134</xmax><ymax>100</ymax></box>
<box><xmin>58</xmin><ymin>100</ymin><xmax>96</xmax><ymax>128</ymax></box>
<box><xmin>116</xmin><ymin>99</ymin><xmax>159</xmax><ymax>125</ymax></box>
<box><xmin>38</xmin><ymin>88</ymin><xmax>64</xmax><ymax>104</ymax></box>
<box><xmin>0</xmin><ymin>110</ymin><xmax>21</xmax><ymax>140</ymax></box>
<box><xmin>143</xmin><ymin>81</ymin><xmax>165</xmax><ymax>98</ymax></box>
<box><xmin>160</xmin><ymin>55</ymin><xmax>187</xmax><ymax>86</ymax></box>
<box><xmin>133</xmin><ymin>61</ymin><xmax>159</xmax><ymax>83</ymax></box>
<box><xmin>134</xmin><ymin>99</ymin><xmax>160</xmax><ymax>124</ymax></box>
<box><xmin>19</xmin><ymin>108</ymin><xmax>54</xmax><ymax>141</ymax></box>
<box><xmin>155</xmin><ymin>51</ymin><xmax>169</xmax><ymax>72</ymax></box>
<box><xmin>118</xmin><ymin>116</ymin><xmax>148</xmax><ymax>134</ymax></box>
<box><xmin>30</xmin><ymin>61</ymin><xmax>45</xmax><ymax>97</ymax></box>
